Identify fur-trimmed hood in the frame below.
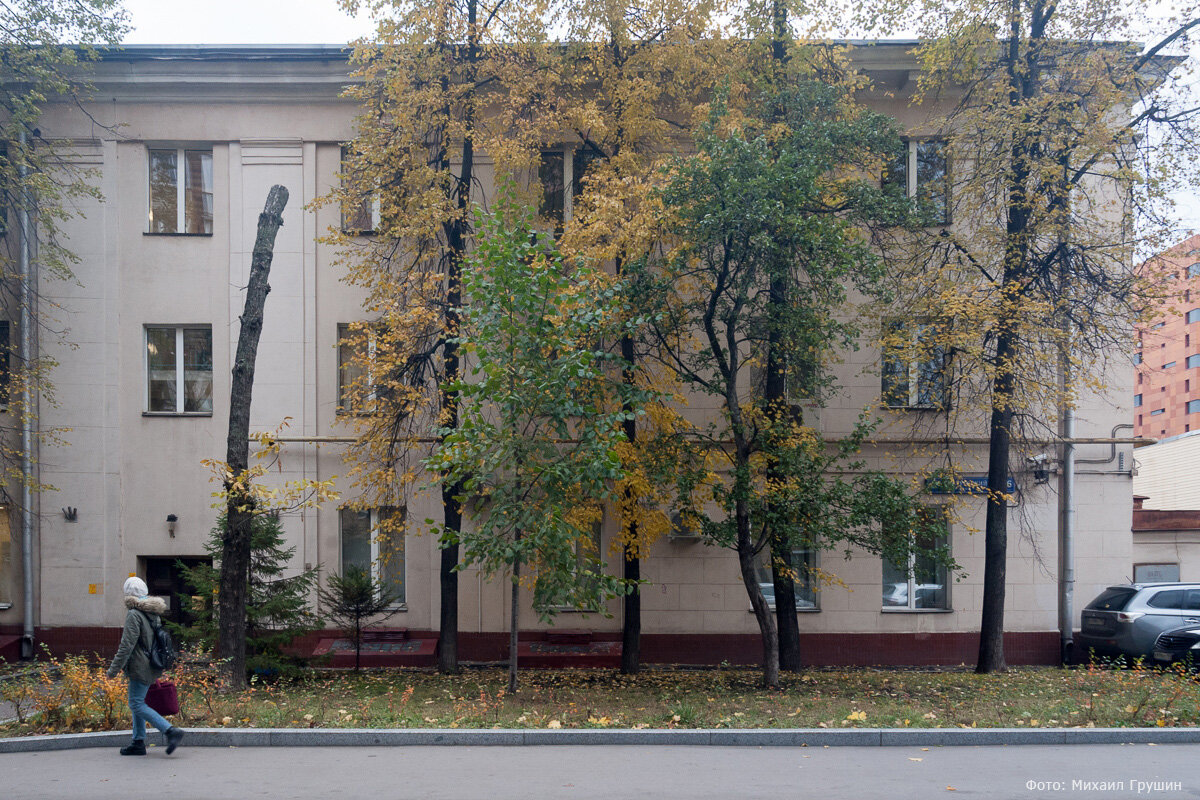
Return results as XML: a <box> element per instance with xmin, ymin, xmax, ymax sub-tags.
<box><xmin>125</xmin><ymin>595</ymin><xmax>168</xmax><ymax>615</ymax></box>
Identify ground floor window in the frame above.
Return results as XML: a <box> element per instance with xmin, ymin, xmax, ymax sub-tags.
<box><xmin>882</xmin><ymin>508</ymin><xmax>949</xmax><ymax>610</ymax></box>
<box><xmin>339</xmin><ymin>506</ymin><xmax>405</xmax><ymax>606</ymax></box>
<box><xmin>756</xmin><ymin>548</ymin><xmax>819</xmax><ymax>611</ymax></box>
<box><xmin>0</xmin><ymin>506</ymin><xmax>10</xmax><ymax>606</ymax></box>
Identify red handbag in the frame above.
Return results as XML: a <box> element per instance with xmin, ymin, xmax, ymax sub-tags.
<box><xmin>145</xmin><ymin>679</ymin><xmax>180</xmax><ymax>716</ymax></box>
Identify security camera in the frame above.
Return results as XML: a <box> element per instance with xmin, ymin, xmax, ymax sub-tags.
<box><xmin>1027</xmin><ymin>453</ymin><xmax>1049</xmax><ymax>464</ymax></box>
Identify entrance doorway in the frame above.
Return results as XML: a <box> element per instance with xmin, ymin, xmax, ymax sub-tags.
<box><xmin>143</xmin><ymin>556</ymin><xmax>211</xmax><ymax>628</ymax></box>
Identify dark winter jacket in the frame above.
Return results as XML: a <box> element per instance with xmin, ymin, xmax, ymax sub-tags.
<box><xmin>106</xmin><ymin>595</ymin><xmax>169</xmax><ymax>685</ymax></box>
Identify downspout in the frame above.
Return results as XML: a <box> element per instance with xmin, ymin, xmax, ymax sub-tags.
<box><xmin>18</xmin><ymin>128</ymin><xmax>35</xmax><ymax>660</ymax></box>
<box><xmin>1059</xmin><ymin>388</ymin><xmax>1075</xmax><ymax>667</ymax></box>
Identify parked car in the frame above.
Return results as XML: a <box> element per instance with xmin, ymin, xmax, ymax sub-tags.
<box><xmin>1151</xmin><ymin>624</ymin><xmax>1200</xmax><ymax>667</ymax></box>
<box><xmin>1076</xmin><ymin>583</ymin><xmax>1200</xmax><ymax>663</ymax></box>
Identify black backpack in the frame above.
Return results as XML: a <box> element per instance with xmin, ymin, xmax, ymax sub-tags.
<box><xmin>138</xmin><ymin>610</ymin><xmax>178</xmax><ymax>671</ymax></box>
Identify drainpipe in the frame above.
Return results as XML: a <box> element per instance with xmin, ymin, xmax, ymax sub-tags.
<box><xmin>18</xmin><ymin>128</ymin><xmax>35</xmax><ymax>660</ymax></box>
<box><xmin>1059</xmin><ymin>397</ymin><xmax>1075</xmax><ymax>667</ymax></box>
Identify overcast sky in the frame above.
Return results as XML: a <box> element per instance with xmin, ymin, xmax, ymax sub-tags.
<box><xmin>120</xmin><ymin>0</ymin><xmax>372</xmax><ymax>44</ymax></box>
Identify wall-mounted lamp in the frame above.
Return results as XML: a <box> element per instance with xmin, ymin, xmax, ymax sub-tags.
<box><xmin>166</xmin><ymin>513</ymin><xmax>178</xmax><ymax>537</ymax></box>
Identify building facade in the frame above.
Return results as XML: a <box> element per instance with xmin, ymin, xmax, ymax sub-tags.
<box><xmin>0</xmin><ymin>44</ymin><xmax>1139</xmax><ymax>666</ymax></box>
<box><xmin>1135</xmin><ymin>234</ymin><xmax>1200</xmax><ymax>440</ymax></box>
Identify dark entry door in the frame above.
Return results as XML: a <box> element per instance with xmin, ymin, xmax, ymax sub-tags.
<box><xmin>144</xmin><ymin>556</ymin><xmax>211</xmax><ymax>628</ymax></box>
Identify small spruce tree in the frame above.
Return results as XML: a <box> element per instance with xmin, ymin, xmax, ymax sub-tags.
<box><xmin>177</xmin><ymin>513</ymin><xmax>320</xmax><ymax>677</ymax></box>
<box><xmin>318</xmin><ymin>565</ymin><xmax>401</xmax><ymax>671</ymax></box>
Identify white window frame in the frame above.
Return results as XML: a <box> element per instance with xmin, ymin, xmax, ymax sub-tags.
<box><xmin>146</xmin><ymin>146</ymin><xmax>214</xmax><ymax>235</ymax></box>
<box><xmin>539</xmin><ymin>144</ymin><xmax>601</xmax><ymax>228</ymax></box>
<box><xmin>882</xmin><ymin>322</ymin><xmax>946</xmax><ymax>410</ymax></box>
<box><xmin>756</xmin><ymin>547</ymin><xmax>820</xmax><ymax>612</ymax></box>
<box><xmin>339</xmin><ymin>506</ymin><xmax>406</xmax><ymax>609</ymax></box>
<box><xmin>143</xmin><ymin>325</ymin><xmax>213</xmax><ymax>415</ymax></box>
<box><xmin>882</xmin><ymin>508</ymin><xmax>951</xmax><ymax>612</ymax></box>
<box><xmin>337</xmin><ymin>323</ymin><xmax>383</xmax><ymax>414</ymax></box>
<box><xmin>339</xmin><ymin>145</ymin><xmax>381</xmax><ymax>234</ymax></box>
<box><xmin>889</xmin><ymin>138</ymin><xmax>950</xmax><ymax>226</ymax></box>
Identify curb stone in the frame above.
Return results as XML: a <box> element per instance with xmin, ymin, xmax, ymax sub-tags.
<box><xmin>3</xmin><ymin>727</ymin><xmax>1200</xmax><ymax>753</ymax></box>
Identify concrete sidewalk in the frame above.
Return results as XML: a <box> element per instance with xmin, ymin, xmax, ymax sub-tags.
<box><xmin>3</xmin><ymin>742</ymin><xmax>1198</xmax><ymax>800</ymax></box>
<box><xmin>5</xmin><ymin>725</ymin><xmax>1200</xmax><ymax>752</ymax></box>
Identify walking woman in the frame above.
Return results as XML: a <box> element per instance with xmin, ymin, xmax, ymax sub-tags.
<box><xmin>105</xmin><ymin>576</ymin><xmax>185</xmax><ymax>755</ymax></box>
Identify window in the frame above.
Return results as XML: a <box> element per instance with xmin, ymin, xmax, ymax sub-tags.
<box><xmin>1133</xmin><ymin>352</ymin><xmax>1143</xmax><ymax>365</ymax></box>
<box><xmin>1133</xmin><ymin>563</ymin><xmax>1180</xmax><ymax>583</ymax></box>
<box><xmin>0</xmin><ymin>144</ymin><xmax>8</xmax><ymax>237</ymax></box>
<box><xmin>1152</xmin><ymin>322</ymin><xmax>1166</xmax><ymax>330</ymax></box>
<box><xmin>756</xmin><ymin>548</ymin><xmax>819</xmax><ymax>611</ymax></box>
<box><xmin>882</xmin><ymin>322</ymin><xmax>946</xmax><ymax>409</ymax></box>
<box><xmin>1188</xmin><ymin>263</ymin><xmax>1200</xmax><ymax>279</ymax></box>
<box><xmin>145</xmin><ymin>326</ymin><xmax>212</xmax><ymax>414</ymax></box>
<box><xmin>1187</xmin><ymin>309</ymin><xmax>1200</xmax><ymax>324</ymax></box>
<box><xmin>885</xmin><ymin>139</ymin><xmax>949</xmax><ymax>225</ymax></box>
<box><xmin>1188</xmin><ymin>400</ymin><xmax>1200</xmax><ymax>414</ymax></box>
<box><xmin>0</xmin><ymin>321</ymin><xmax>9</xmax><ymax>408</ymax></box>
<box><xmin>340</xmin><ymin>146</ymin><xmax>380</xmax><ymax>234</ymax></box>
<box><xmin>1150</xmin><ymin>408</ymin><xmax>1165</xmax><ymax>416</ymax></box>
<box><xmin>339</xmin><ymin>506</ymin><xmax>405</xmax><ymax>605</ymax></box>
<box><xmin>337</xmin><ymin>323</ymin><xmax>390</xmax><ymax>414</ymax></box>
<box><xmin>1163</xmin><ymin>361</ymin><xmax>1177</xmax><ymax>370</ymax></box>
<box><xmin>882</xmin><ymin>507</ymin><xmax>949</xmax><ymax>611</ymax></box>
<box><xmin>0</xmin><ymin>506</ymin><xmax>9</xmax><ymax>607</ymax></box>
<box><xmin>148</xmin><ymin>148</ymin><xmax>213</xmax><ymax>234</ymax></box>
<box><xmin>538</xmin><ymin>145</ymin><xmax>601</xmax><ymax>231</ymax></box>
<box><xmin>540</xmin><ymin>520</ymin><xmax>604</xmax><ymax>612</ymax></box>
<box><xmin>1133</xmin><ymin>394</ymin><xmax>1142</xmax><ymax>407</ymax></box>
<box><xmin>1188</xmin><ymin>355</ymin><xmax>1200</xmax><ymax>369</ymax></box>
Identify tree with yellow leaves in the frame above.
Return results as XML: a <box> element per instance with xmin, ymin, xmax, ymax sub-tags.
<box><xmin>553</xmin><ymin>0</ymin><xmax>726</xmax><ymax>674</ymax></box>
<box><xmin>330</xmin><ymin>0</ymin><xmax>554</xmax><ymax>673</ymax></box>
<box><xmin>862</xmin><ymin>0</ymin><xmax>1200</xmax><ymax>673</ymax></box>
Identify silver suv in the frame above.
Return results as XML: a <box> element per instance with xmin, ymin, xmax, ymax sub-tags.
<box><xmin>1077</xmin><ymin>584</ymin><xmax>1200</xmax><ymax>663</ymax></box>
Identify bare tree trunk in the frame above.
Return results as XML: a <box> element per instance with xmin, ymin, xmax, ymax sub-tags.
<box><xmin>508</xmin><ymin>532</ymin><xmax>521</xmax><ymax>694</ymax></box>
<box><xmin>217</xmin><ymin>185</ymin><xmax>289</xmax><ymax>690</ymax></box>
<box><xmin>738</xmin><ymin>498</ymin><xmax>779</xmax><ymax>688</ymax></box>
<box><xmin>978</xmin><ymin>327</ymin><xmax>1016</xmax><ymax>673</ymax></box>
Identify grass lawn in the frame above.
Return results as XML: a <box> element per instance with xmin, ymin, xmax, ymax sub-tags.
<box><xmin>4</xmin><ymin>657</ymin><xmax>1200</xmax><ymax>736</ymax></box>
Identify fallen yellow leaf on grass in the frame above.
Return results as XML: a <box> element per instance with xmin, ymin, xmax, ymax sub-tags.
<box><xmin>547</xmin><ymin>720</ymin><xmax>562</xmax><ymax>729</ymax></box>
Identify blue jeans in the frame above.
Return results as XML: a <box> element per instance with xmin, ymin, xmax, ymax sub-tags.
<box><xmin>128</xmin><ymin>680</ymin><xmax>171</xmax><ymax>742</ymax></box>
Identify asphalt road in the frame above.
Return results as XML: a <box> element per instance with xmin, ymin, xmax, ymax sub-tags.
<box><xmin>3</xmin><ymin>743</ymin><xmax>1199</xmax><ymax>800</ymax></box>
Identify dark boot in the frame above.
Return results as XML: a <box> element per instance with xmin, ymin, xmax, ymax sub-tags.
<box><xmin>120</xmin><ymin>740</ymin><xmax>146</xmax><ymax>756</ymax></box>
<box><xmin>165</xmin><ymin>727</ymin><xmax>185</xmax><ymax>754</ymax></box>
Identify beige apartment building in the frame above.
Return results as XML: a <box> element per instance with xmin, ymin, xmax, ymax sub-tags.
<box><xmin>0</xmin><ymin>44</ymin><xmax>1139</xmax><ymax>667</ymax></box>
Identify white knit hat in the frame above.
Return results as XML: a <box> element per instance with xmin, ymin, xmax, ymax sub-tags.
<box><xmin>123</xmin><ymin>576</ymin><xmax>149</xmax><ymax>597</ymax></box>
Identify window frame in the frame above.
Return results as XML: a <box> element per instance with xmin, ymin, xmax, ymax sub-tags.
<box><xmin>886</xmin><ymin>138</ymin><xmax>950</xmax><ymax>226</ymax></box>
<box><xmin>338</xmin><ymin>506</ymin><xmax>406</xmax><ymax>609</ymax></box>
<box><xmin>755</xmin><ymin>547</ymin><xmax>820</xmax><ymax>612</ymax></box>
<box><xmin>146</xmin><ymin>146</ymin><xmax>214</xmax><ymax>236</ymax></box>
<box><xmin>881</xmin><ymin>507</ymin><xmax>952</xmax><ymax>612</ymax></box>
<box><xmin>541</xmin><ymin>520</ymin><xmax>605</xmax><ymax>614</ymax></box>
<box><xmin>1187</xmin><ymin>309</ymin><xmax>1200</xmax><ymax>324</ymax></box>
<box><xmin>1187</xmin><ymin>354</ymin><xmax>1200</xmax><ymax>369</ymax></box>
<box><xmin>339</xmin><ymin>145</ymin><xmax>381</xmax><ymax>235</ymax></box>
<box><xmin>538</xmin><ymin>143</ymin><xmax>601</xmax><ymax>231</ymax></box>
<box><xmin>1187</xmin><ymin>399</ymin><xmax>1200</xmax><ymax>415</ymax></box>
<box><xmin>143</xmin><ymin>325</ymin><xmax>213</xmax><ymax>416</ymax></box>
<box><xmin>881</xmin><ymin>321</ymin><xmax>948</xmax><ymax>410</ymax></box>
<box><xmin>337</xmin><ymin>322</ymin><xmax>386</xmax><ymax>415</ymax></box>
